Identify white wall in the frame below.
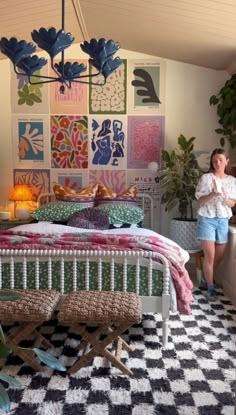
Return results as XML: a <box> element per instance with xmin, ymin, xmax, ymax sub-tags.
<box><xmin>0</xmin><ymin>47</ymin><xmax>228</xmax><ymax>235</ymax></box>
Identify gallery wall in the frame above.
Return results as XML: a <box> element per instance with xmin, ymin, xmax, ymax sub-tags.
<box><xmin>0</xmin><ymin>46</ymin><xmax>228</xmax><ymax>236</ymax></box>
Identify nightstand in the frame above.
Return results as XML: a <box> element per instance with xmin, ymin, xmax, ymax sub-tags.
<box><xmin>0</xmin><ymin>218</ymin><xmax>34</xmax><ymax>230</ymax></box>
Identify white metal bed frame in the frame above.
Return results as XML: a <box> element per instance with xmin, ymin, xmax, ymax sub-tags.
<box><xmin>0</xmin><ymin>193</ymin><xmax>171</xmax><ymax>346</ymax></box>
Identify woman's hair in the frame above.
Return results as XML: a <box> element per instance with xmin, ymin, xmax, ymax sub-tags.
<box><xmin>209</xmin><ymin>148</ymin><xmax>229</xmax><ymax>172</ymax></box>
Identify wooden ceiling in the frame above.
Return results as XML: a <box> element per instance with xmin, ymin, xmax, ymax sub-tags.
<box><xmin>0</xmin><ymin>0</ymin><xmax>235</xmax><ymax>71</ymax></box>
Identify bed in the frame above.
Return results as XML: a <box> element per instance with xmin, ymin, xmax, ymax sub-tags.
<box><xmin>0</xmin><ymin>192</ymin><xmax>193</xmax><ymax>347</ymax></box>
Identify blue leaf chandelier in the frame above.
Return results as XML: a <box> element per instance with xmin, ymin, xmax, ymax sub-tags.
<box><xmin>0</xmin><ymin>0</ymin><xmax>123</xmax><ymax>94</ymax></box>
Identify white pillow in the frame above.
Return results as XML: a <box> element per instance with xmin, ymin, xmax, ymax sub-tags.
<box><xmin>12</xmin><ymin>221</ymin><xmax>91</xmax><ymax>235</ymax></box>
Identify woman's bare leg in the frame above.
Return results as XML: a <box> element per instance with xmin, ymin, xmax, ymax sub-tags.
<box><xmin>214</xmin><ymin>243</ymin><xmax>228</xmax><ymax>272</ymax></box>
<box><xmin>201</xmin><ymin>240</ymin><xmax>215</xmax><ymax>287</ymax></box>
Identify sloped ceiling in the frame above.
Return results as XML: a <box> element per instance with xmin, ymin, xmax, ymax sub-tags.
<box><xmin>0</xmin><ymin>0</ymin><xmax>235</xmax><ymax>72</ymax></box>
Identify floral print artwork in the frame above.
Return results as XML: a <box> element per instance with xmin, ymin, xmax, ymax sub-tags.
<box><xmin>17</xmin><ymin>72</ymin><xmax>44</xmax><ymax>106</ymax></box>
<box><xmin>58</xmin><ymin>176</ymin><xmax>82</xmax><ymax>189</ymax></box>
<box><xmin>51</xmin><ymin>115</ymin><xmax>88</xmax><ymax>169</ymax></box>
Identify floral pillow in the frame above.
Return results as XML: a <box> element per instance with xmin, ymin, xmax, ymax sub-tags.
<box><xmin>67</xmin><ymin>208</ymin><xmax>110</xmax><ymax>230</ymax></box>
<box><xmin>31</xmin><ymin>201</ymin><xmax>94</xmax><ymax>222</ymax></box>
<box><xmin>53</xmin><ymin>183</ymin><xmax>98</xmax><ymax>202</ymax></box>
<box><xmin>97</xmin><ymin>204</ymin><xmax>144</xmax><ymax>225</ymax></box>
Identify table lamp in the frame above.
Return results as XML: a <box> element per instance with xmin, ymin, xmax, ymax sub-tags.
<box><xmin>10</xmin><ymin>184</ymin><xmax>33</xmax><ymax>220</ymax></box>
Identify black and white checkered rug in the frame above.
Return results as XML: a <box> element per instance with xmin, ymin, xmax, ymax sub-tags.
<box><xmin>1</xmin><ymin>288</ymin><xmax>236</xmax><ymax>415</ymax></box>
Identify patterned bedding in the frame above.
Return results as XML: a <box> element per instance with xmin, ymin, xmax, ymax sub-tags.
<box><xmin>0</xmin><ymin>226</ymin><xmax>194</xmax><ymax>314</ymax></box>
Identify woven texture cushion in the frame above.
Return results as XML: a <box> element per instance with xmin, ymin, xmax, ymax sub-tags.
<box><xmin>59</xmin><ymin>291</ymin><xmax>142</xmax><ymax>323</ymax></box>
<box><xmin>0</xmin><ymin>290</ymin><xmax>60</xmax><ymax>321</ymax></box>
<box><xmin>67</xmin><ymin>208</ymin><xmax>110</xmax><ymax>230</ymax></box>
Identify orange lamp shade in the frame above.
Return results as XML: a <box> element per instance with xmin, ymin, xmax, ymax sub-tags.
<box><xmin>10</xmin><ymin>184</ymin><xmax>32</xmax><ymax>201</ymax></box>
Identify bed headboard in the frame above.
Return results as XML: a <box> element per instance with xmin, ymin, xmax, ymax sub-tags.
<box><xmin>38</xmin><ymin>192</ymin><xmax>154</xmax><ymax>230</ymax></box>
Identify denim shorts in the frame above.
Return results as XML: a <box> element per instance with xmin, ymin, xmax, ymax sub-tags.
<box><xmin>196</xmin><ymin>215</ymin><xmax>229</xmax><ymax>243</ymax></box>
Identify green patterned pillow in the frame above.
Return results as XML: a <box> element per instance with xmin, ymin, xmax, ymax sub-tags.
<box><xmin>32</xmin><ymin>201</ymin><xmax>94</xmax><ymax>222</ymax></box>
<box><xmin>97</xmin><ymin>204</ymin><xmax>144</xmax><ymax>225</ymax></box>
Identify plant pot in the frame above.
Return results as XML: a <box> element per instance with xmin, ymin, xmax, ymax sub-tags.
<box><xmin>170</xmin><ymin>218</ymin><xmax>200</xmax><ymax>251</ymax></box>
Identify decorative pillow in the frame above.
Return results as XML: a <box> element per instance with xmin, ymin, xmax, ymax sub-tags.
<box><xmin>67</xmin><ymin>208</ymin><xmax>110</xmax><ymax>230</ymax></box>
<box><xmin>98</xmin><ymin>204</ymin><xmax>144</xmax><ymax>225</ymax></box>
<box><xmin>31</xmin><ymin>201</ymin><xmax>94</xmax><ymax>222</ymax></box>
<box><xmin>120</xmin><ymin>185</ymin><xmax>138</xmax><ymax>198</ymax></box>
<box><xmin>96</xmin><ymin>184</ymin><xmax>138</xmax><ymax>207</ymax></box>
<box><xmin>96</xmin><ymin>184</ymin><xmax>116</xmax><ymax>199</ymax></box>
<box><xmin>97</xmin><ymin>184</ymin><xmax>137</xmax><ymax>199</ymax></box>
<box><xmin>96</xmin><ymin>197</ymin><xmax>137</xmax><ymax>207</ymax></box>
<box><xmin>53</xmin><ymin>183</ymin><xmax>98</xmax><ymax>202</ymax></box>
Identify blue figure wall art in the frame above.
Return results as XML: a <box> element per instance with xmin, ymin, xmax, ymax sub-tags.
<box><xmin>90</xmin><ymin>117</ymin><xmax>126</xmax><ymax>169</ymax></box>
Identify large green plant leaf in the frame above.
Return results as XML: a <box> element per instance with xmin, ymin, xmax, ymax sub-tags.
<box><xmin>0</xmin><ymin>343</ymin><xmax>11</xmax><ymax>358</ymax></box>
<box><xmin>0</xmin><ymin>325</ymin><xmax>5</xmax><ymax>344</ymax></box>
<box><xmin>0</xmin><ymin>383</ymin><xmax>10</xmax><ymax>413</ymax></box>
<box><xmin>209</xmin><ymin>95</ymin><xmax>219</xmax><ymax>105</ymax></box>
<box><xmin>32</xmin><ymin>348</ymin><xmax>66</xmax><ymax>371</ymax></box>
<box><xmin>159</xmin><ymin>134</ymin><xmax>202</xmax><ymax>220</ymax></box>
<box><xmin>209</xmin><ymin>74</ymin><xmax>236</xmax><ymax>147</ymax></box>
<box><xmin>0</xmin><ymin>373</ymin><xmax>21</xmax><ymax>388</ymax></box>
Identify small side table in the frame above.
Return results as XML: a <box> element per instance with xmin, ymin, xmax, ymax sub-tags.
<box><xmin>187</xmin><ymin>249</ymin><xmax>204</xmax><ymax>287</ymax></box>
<box><xmin>0</xmin><ymin>218</ymin><xmax>34</xmax><ymax>230</ymax></box>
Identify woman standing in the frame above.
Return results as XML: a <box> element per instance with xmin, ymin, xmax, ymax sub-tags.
<box><xmin>195</xmin><ymin>148</ymin><xmax>236</xmax><ymax>301</ymax></box>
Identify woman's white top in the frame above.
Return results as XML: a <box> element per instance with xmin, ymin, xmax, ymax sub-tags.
<box><xmin>195</xmin><ymin>173</ymin><xmax>236</xmax><ymax>218</ymax></box>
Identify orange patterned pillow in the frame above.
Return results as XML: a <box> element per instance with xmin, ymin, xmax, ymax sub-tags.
<box><xmin>53</xmin><ymin>183</ymin><xmax>98</xmax><ymax>202</ymax></box>
<box><xmin>97</xmin><ymin>184</ymin><xmax>116</xmax><ymax>198</ymax></box>
<box><xmin>119</xmin><ymin>185</ymin><xmax>137</xmax><ymax>198</ymax></box>
<box><xmin>97</xmin><ymin>184</ymin><xmax>137</xmax><ymax>199</ymax></box>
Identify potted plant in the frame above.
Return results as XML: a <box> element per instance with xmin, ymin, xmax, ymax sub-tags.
<box><xmin>209</xmin><ymin>73</ymin><xmax>236</xmax><ymax>148</ymax></box>
<box><xmin>158</xmin><ymin>134</ymin><xmax>202</xmax><ymax>250</ymax></box>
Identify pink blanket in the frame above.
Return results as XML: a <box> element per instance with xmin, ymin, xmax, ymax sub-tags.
<box><xmin>0</xmin><ymin>230</ymin><xmax>194</xmax><ymax>314</ymax></box>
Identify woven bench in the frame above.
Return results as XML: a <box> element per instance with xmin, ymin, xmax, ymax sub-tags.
<box><xmin>58</xmin><ymin>290</ymin><xmax>142</xmax><ymax>375</ymax></box>
<box><xmin>0</xmin><ymin>289</ymin><xmax>60</xmax><ymax>371</ymax></box>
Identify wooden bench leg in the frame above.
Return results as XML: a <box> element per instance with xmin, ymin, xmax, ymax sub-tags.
<box><xmin>3</xmin><ymin>321</ymin><xmax>50</xmax><ymax>371</ymax></box>
<box><xmin>68</xmin><ymin>321</ymin><xmax>133</xmax><ymax>375</ymax></box>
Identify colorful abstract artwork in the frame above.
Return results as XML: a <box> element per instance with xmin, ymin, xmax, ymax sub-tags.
<box><xmin>127</xmin><ymin>115</ymin><xmax>165</xmax><ymax>169</ymax></box>
<box><xmin>127</xmin><ymin>59</ymin><xmax>166</xmax><ymax>114</ymax></box>
<box><xmin>51</xmin><ymin>169</ymin><xmax>89</xmax><ymax>190</ymax></box>
<box><xmin>88</xmin><ymin>116</ymin><xmax>127</xmax><ymax>169</ymax></box>
<box><xmin>89</xmin><ymin>170</ymin><xmax>126</xmax><ymax>194</ymax></box>
<box><xmin>12</xmin><ymin>116</ymin><xmax>50</xmax><ymax>168</ymax></box>
<box><xmin>51</xmin><ymin>115</ymin><xmax>88</xmax><ymax>169</ymax></box>
<box><xmin>89</xmin><ymin>61</ymin><xmax>127</xmax><ymax>114</ymax></box>
<box><xmin>13</xmin><ymin>169</ymin><xmax>50</xmax><ymax>201</ymax></box>
<box><xmin>50</xmin><ymin>60</ymin><xmax>88</xmax><ymax>114</ymax></box>
<box><xmin>11</xmin><ymin>67</ymin><xmax>49</xmax><ymax>114</ymax></box>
